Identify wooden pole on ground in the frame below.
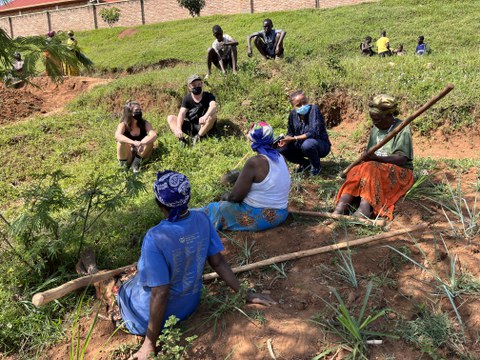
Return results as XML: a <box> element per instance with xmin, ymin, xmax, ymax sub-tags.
<box><xmin>32</xmin><ymin>223</ymin><xmax>428</xmax><ymax>306</ymax></box>
<box><xmin>341</xmin><ymin>84</ymin><xmax>454</xmax><ymax>177</ymax></box>
<box><xmin>289</xmin><ymin>209</ymin><xmax>387</xmax><ymax>227</ymax></box>
<box><xmin>32</xmin><ymin>263</ymin><xmax>136</xmax><ymax>307</ymax></box>
<box><xmin>202</xmin><ymin>223</ymin><xmax>428</xmax><ymax>281</ymax></box>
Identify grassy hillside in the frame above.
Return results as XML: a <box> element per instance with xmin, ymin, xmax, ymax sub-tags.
<box><xmin>77</xmin><ymin>0</ymin><xmax>480</xmax><ymax>132</ymax></box>
<box><xmin>1</xmin><ymin>0</ymin><xmax>480</xmax><ymax>357</ymax></box>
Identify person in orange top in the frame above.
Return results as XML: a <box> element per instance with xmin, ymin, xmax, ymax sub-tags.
<box><xmin>44</xmin><ymin>31</ymin><xmax>63</xmax><ymax>76</ymax></box>
<box><xmin>333</xmin><ymin>95</ymin><xmax>414</xmax><ymax>220</ymax></box>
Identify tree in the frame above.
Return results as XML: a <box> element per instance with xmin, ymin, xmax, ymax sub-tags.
<box><xmin>177</xmin><ymin>0</ymin><xmax>205</xmax><ymax>17</ymax></box>
<box><xmin>0</xmin><ymin>5</ymin><xmax>92</xmax><ymax>84</ymax></box>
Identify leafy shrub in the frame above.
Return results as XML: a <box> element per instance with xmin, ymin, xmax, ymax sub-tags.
<box><xmin>154</xmin><ymin>315</ymin><xmax>197</xmax><ymax>359</ymax></box>
<box><xmin>177</xmin><ymin>0</ymin><xmax>205</xmax><ymax>17</ymax></box>
<box><xmin>99</xmin><ymin>7</ymin><xmax>121</xmax><ymax>27</ymax></box>
<box><xmin>6</xmin><ymin>170</ymin><xmax>144</xmax><ymax>278</ymax></box>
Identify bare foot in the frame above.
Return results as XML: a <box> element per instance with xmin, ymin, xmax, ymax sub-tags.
<box><xmin>352</xmin><ymin>210</ymin><xmax>371</xmax><ymax>219</ymax></box>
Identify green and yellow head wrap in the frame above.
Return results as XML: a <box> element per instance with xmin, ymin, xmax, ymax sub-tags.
<box><xmin>369</xmin><ymin>94</ymin><xmax>399</xmax><ymax>116</ymax></box>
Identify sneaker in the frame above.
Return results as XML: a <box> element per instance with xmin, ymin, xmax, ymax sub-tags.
<box><xmin>118</xmin><ymin>159</ymin><xmax>128</xmax><ymax>170</ymax></box>
<box><xmin>295</xmin><ymin>164</ymin><xmax>311</xmax><ymax>174</ymax></box>
<box><xmin>192</xmin><ymin>134</ymin><xmax>201</xmax><ymax>146</ymax></box>
<box><xmin>310</xmin><ymin>166</ymin><xmax>322</xmax><ymax>176</ymax></box>
<box><xmin>131</xmin><ymin>156</ymin><xmax>141</xmax><ymax>173</ymax></box>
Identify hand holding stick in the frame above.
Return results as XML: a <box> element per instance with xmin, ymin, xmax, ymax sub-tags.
<box><xmin>341</xmin><ymin>84</ymin><xmax>454</xmax><ymax>177</ymax></box>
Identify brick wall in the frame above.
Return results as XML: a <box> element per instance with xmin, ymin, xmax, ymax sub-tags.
<box><xmin>10</xmin><ymin>11</ymin><xmax>47</xmax><ymax>37</ymax></box>
<box><xmin>50</xmin><ymin>5</ymin><xmax>95</xmax><ymax>32</ymax></box>
<box><xmin>96</xmin><ymin>1</ymin><xmax>143</xmax><ymax>29</ymax></box>
<box><xmin>0</xmin><ymin>0</ymin><xmax>377</xmax><ymax>37</ymax></box>
<box><xmin>0</xmin><ymin>16</ymin><xmax>9</xmax><ymax>36</ymax></box>
<box><xmin>143</xmin><ymin>0</ymin><xmax>189</xmax><ymax>23</ymax></box>
<box><xmin>202</xmin><ymin>0</ymin><xmax>251</xmax><ymax>15</ymax></box>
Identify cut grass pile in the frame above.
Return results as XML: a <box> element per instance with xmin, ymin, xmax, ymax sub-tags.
<box><xmin>1</xmin><ymin>0</ymin><xmax>480</xmax><ymax>357</ymax></box>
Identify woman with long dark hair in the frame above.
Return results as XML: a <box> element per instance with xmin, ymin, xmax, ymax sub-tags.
<box><xmin>115</xmin><ymin>100</ymin><xmax>158</xmax><ymax>172</ymax></box>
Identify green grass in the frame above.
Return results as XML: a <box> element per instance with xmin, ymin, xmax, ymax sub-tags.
<box><xmin>1</xmin><ymin>0</ymin><xmax>480</xmax><ymax>357</ymax></box>
<box><xmin>312</xmin><ymin>282</ymin><xmax>396</xmax><ymax>360</ymax></box>
<box><xmin>75</xmin><ymin>0</ymin><xmax>480</xmax><ymax>132</ymax></box>
<box><xmin>400</xmin><ymin>305</ymin><xmax>468</xmax><ymax>359</ymax></box>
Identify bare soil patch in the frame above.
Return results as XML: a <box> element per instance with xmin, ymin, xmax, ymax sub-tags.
<box><xmin>118</xmin><ymin>28</ymin><xmax>138</xmax><ymax>39</ymax></box>
<box><xmin>125</xmin><ymin>59</ymin><xmax>192</xmax><ymax>75</ymax></box>
<box><xmin>0</xmin><ymin>76</ymin><xmax>110</xmax><ymax>126</ymax></box>
<box><xmin>0</xmin><ymin>87</ymin><xmax>42</xmax><ymax>125</ymax></box>
<box><xmin>318</xmin><ymin>89</ymin><xmax>364</xmax><ymax>128</ymax></box>
<box><xmin>45</xmin><ymin>182</ymin><xmax>480</xmax><ymax>359</ymax></box>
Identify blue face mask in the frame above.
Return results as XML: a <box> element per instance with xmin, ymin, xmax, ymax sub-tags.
<box><xmin>296</xmin><ymin>104</ymin><xmax>311</xmax><ymax>116</ymax></box>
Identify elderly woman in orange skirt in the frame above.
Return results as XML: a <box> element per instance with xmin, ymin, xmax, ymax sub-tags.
<box><xmin>333</xmin><ymin>95</ymin><xmax>414</xmax><ymax>220</ymax></box>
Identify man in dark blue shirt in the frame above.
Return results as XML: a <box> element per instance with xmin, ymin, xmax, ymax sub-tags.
<box><xmin>416</xmin><ymin>35</ymin><xmax>428</xmax><ymax>55</ymax></box>
<box><xmin>278</xmin><ymin>90</ymin><xmax>331</xmax><ymax>176</ymax></box>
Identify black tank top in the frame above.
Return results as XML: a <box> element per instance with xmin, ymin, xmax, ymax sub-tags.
<box><xmin>123</xmin><ymin>124</ymin><xmax>147</xmax><ymax>141</ymax></box>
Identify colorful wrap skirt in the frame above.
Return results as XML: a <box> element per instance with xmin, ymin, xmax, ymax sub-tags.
<box><xmin>336</xmin><ymin>162</ymin><xmax>414</xmax><ymax>220</ymax></box>
<box><xmin>199</xmin><ymin>201</ymin><xmax>289</xmax><ymax>231</ymax></box>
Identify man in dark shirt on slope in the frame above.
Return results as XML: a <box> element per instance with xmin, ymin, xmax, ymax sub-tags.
<box><xmin>167</xmin><ymin>74</ymin><xmax>217</xmax><ymax>146</ymax></box>
<box><xmin>247</xmin><ymin>18</ymin><xmax>286</xmax><ymax>60</ymax></box>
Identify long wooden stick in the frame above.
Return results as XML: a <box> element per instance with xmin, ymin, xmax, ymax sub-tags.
<box><xmin>289</xmin><ymin>209</ymin><xmax>387</xmax><ymax>227</ymax></box>
<box><xmin>32</xmin><ymin>263</ymin><xmax>136</xmax><ymax>307</ymax></box>
<box><xmin>32</xmin><ymin>223</ymin><xmax>428</xmax><ymax>306</ymax></box>
<box><xmin>202</xmin><ymin>223</ymin><xmax>428</xmax><ymax>281</ymax></box>
<box><xmin>341</xmin><ymin>84</ymin><xmax>454</xmax><ymax>177</ymax></box>
<box><xmin>233</xmin><ymin>152</ymin><xmax>250</xmax><ymax>170</ymax></box>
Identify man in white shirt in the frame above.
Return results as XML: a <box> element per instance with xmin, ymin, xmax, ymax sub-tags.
<box><xmin>206</xmin><ymin>25</ymin><xmax>238</xmax><ymax>78</ymax></box>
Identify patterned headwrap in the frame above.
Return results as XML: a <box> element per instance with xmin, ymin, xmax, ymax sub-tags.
<box><xmin>247</xmin><ymin>121</ymin><xmax>280</xmax><ymax>162</ymax></box>
<box><xmin>153</xmin><ymin>170</ymin><xmax>191</xmax><ymax>222</ymax></box>
<box><xmin>369</xmin><ymin>94</ymin><xmax>399</xmax><ymax>116</ymax></box>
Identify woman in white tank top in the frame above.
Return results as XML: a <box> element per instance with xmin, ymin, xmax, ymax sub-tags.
<box><xmin>199</xmin><ymin>122</ymin><xmax>291</xmax><ymax>231</ymax></box>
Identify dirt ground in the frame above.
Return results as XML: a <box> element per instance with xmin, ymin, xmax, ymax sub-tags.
<box><xmin>3</xmin><ymin>78</ymin><xmax>479</xmax><ymax>359</ymax></box>
<box><xmin>0</xmin><ymin>76</ymin><xmax>110</xmax><ymax>125</ymax></box>
<box><xmin>45</xmin><ymin>177</ymin><xmax>480</xmax><ymax>359</ymax></box>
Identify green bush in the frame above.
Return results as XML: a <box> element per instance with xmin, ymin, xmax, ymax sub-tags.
<box><xmin>99</xmin><ymin>7</ymin><xmax>121</xmax><ymax>27</ymax></box>
<box><xmin>154</xmin><ymin>315</ymin><xmax>197</xmax><ymax>359</ymax></box>
<box><xmin>177</xmin><ymin>0</ymin><xmax>205</xmax><ymax>17</ymax></box>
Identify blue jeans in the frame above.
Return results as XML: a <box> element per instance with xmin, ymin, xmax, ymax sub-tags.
<box><xmin>278</xmin><ymin>138</ymin><xmax>330</xmax><ymax>168</ymax></box>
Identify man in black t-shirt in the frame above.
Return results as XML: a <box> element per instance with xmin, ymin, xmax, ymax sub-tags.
<box><xmin>167</xmin><ymin>74</ymin><xmax>217</xmax><ymax>145</ymax></box>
